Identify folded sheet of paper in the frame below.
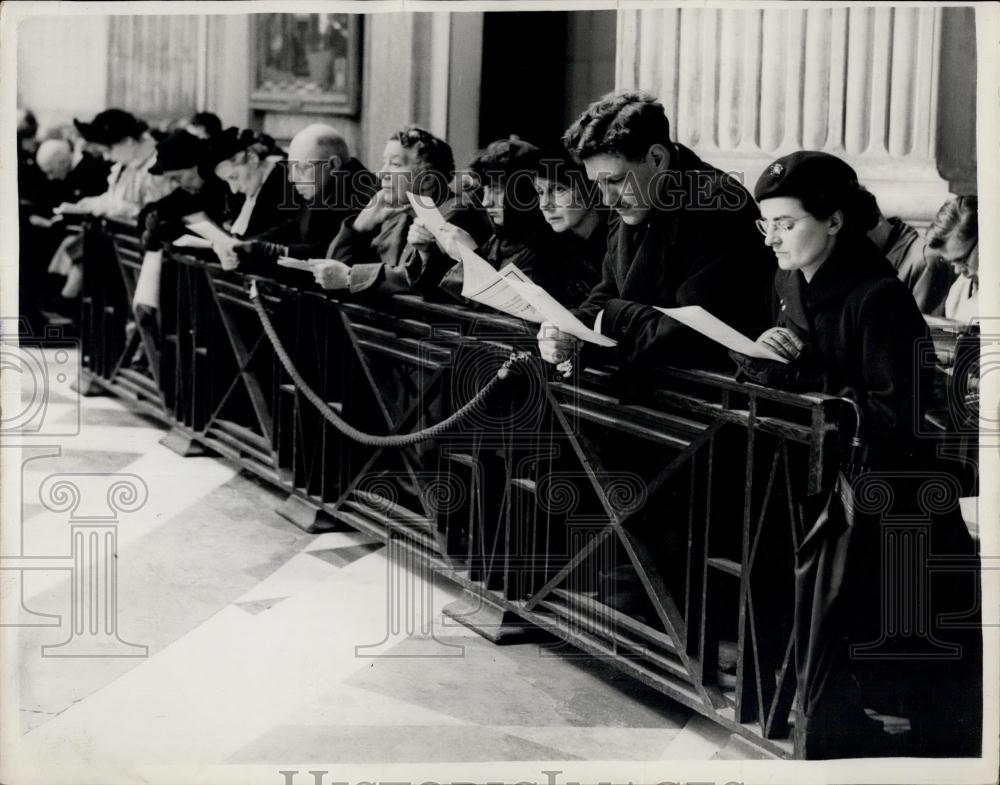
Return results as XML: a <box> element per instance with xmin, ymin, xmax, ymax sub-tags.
<box><xmin>277</xmin><ymin>257</ymin><xmax>323</xmax><ymax>271</ymax></box>
<box><xmin>406</xmin><ymin>192</ymin><xmax>448</xmax><ymax>237</ymax></box>
<box><xmin>654</xmin><ymin>305</ymin><xmax>787</xmax><ymax>363</ymax></box>
<box><xmin>924</xmin><ymin>314</ymin><xmax>962</xmax><ymax>331</ymax></box>
<box><xmin>183</xmin><ymin>213</ymin><xmax>235</xmax><ymax>247</ymax></box>
<box><xmin>171</xmin><ymin>234</ymin><xmax>213</xmax><ymax>249</ymax></box>
<box><xmin>133</xmin><ymin>250</ymin><xmax>162</xmax><ymax>310</ymax></box>
<box><xmin>457</xmin><ymin>246</ymin><xmax>616</xmax><ymax>347</ymax></box>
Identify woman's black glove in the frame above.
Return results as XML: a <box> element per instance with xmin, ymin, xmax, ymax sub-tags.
<box><xmin>234</xmin><ymin>240</ymin><xmax>287</xmax><ymax>266</ymax></box>
<box><xmin>141</xmin><ymin>208</ymin><xmax>166</xmax><ymax>252</ymax></box>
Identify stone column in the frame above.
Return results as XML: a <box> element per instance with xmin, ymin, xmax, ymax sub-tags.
<box><xmin>617</xmin><ymin>6</ymin><xmax>956</xmax><ymax>222</ymax></box>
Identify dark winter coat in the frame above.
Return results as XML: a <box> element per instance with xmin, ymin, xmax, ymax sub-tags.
<box><xmin>768</xmin><ymin>234</ymin><xmax>933</xmax><ymax>466</ymax></box>
<box><xmin>139</xmin><ymin>174</ymin><xmax>230</xmax><ymax>252</ymax></box>
<box><xmin>251</xmin><ymin>157</ymin><xmax>377</xmax><ymax>259</ymax></box>
<box><xmin>326</xmin><ymin>192</ymin><xmax>491</xmax><ymax>299</ymax></box>
<box><xmin>573</xmin><ymin>143</ymin><xmax>775</xmax><ymax>369</ymax></box>
<box><xmin>225</xmin><ymin>162</ymin><xmax>296</xmax><ymax>239</ymax></box>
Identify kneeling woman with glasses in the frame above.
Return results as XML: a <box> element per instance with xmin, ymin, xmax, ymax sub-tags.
<box><xmin>730</xmin><ymin>151</ymin><xmax>981</xmax><ymax>759</ymax></box>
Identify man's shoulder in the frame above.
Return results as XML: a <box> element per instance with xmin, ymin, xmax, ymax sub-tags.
<box><xmin>657</xmin><ymin>144</ymin><xmax>758</xmax><ymax>218</ymax></box>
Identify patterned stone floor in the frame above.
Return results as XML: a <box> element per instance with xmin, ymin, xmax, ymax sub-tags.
<box><xmin>2</xmin><ymin>349</ymin><xmax>766</xmax><ymax>784</ymax></box>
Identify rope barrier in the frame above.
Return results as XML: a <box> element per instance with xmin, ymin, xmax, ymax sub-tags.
<box><xmin>248</xmin><ymin>280</ymin><xmax>532</xmax><ymax>448</ymax></box>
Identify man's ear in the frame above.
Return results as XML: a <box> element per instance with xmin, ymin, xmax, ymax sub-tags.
<box><xmin>328</xmin><ymin>154</ymin><xmax>343</xmax><ymax>173</ymax></box>
<box><xmin>646</xmin><ymin>143</ymin><xmax>671</xmax><ymax>171</ymax></box>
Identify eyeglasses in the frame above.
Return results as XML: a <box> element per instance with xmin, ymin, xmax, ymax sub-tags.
<box><xmin>755</xmin><ymin>215</ymin><xmax>810</xmax><ymax>236</ymax></box>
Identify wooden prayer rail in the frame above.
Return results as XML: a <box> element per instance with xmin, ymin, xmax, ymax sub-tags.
<box><xmin>72</xmin><ymin>217</ymin><xmax>970</xmax><ymax>758</ymax></box>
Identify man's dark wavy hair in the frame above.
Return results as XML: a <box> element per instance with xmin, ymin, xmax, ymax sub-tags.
<box><xmin>563</xmin><ymin>91</ymin><xmax>673</xmax><ymax>163</ymax></box>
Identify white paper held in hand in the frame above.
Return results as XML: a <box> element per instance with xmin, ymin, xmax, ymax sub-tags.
<box><xmin>171</xmin><ymin>234</ymin><xmax>213</xmax><ymax>249</ymax></box>
<box><xmin>499</xmin><ymin>267</ymin><xmax>616</xmax><ymax>347</ymax></box>
<box><xmin>277</xmin><ymin>257</ymin><xmax>325</xmax><ymax>271</ymax></box>
<box><xmin>183</xmin><ymin>212</ymin><xmax>235</xmax><ymax>247</ymax></box>
<box><xmin>653</xmin><ymin>305</ymin><xmax>787</xmax><ymax>363</ymax></box>
<box><xmin>453</xmin><ymin>247</ymin><xmax>616</xmax><ymax>347</ymax></box>
<box><xmin>406</xmin><ymin>191</ymin><xmax>448</xmax><ymax>236</ymax></box>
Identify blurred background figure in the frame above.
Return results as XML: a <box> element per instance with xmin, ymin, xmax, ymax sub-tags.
<box><xmin>926</xmin><ymin>195</ymin><xmax>978</xmax><ymax>325</ymax></box>
<box><xmin>185</xmin><ymin>111</ymin><xmax>223</xmax><ymax>141</ymax></box>
<box><xmin>867</xmin><ymin>204</ymin><xmax>954</xmax><ymax>315</ymax></box>
<box><xmin>46</xmin><ymin>108</ymin><xmax>176</xmax><ymax>301</ymax></box>
<box><xmin>19</xmin><ymin>132</ymin><xmax>111</xmax><ymax>332</ymax></box>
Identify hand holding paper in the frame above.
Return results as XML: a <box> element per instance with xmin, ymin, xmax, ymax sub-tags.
<box><xmin>453</xmin><ymin>246</ymin><xmax>616</xmax><ymax>347</ymax></box>
<box><xmin>277</xmin><ymin>257</ymin><xmax>324</xmax><ymax>271</ymax></box>
<box><xmin>171</xmin><ymin>234</ymin><xmax>213</xmax><ymax>249</ymax></box>
<box><xmin>653</xmin><ymin>305</ymin><xmax>787</xmax><ymax>363</ymax></box>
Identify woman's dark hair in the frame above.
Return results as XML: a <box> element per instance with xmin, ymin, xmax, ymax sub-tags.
<box><xmin>469</xmin><ymin>137</ymin><xmax>548</xmax><ymax>236</ymax></box>
<box><xmin>802</xmin><ymin>181</ymin><xmax>881</xmax><ymax>235</ymax></box>
<box><xmin>390</xmin><ymin>125</ymin><xmax>454</xmax><ymax>203</ymax></box>
<box><xmin>531</xmin><ymin>143</ymin><xmax>603</xmax><ymax>210</ymax></box>
<box><xmin>926</xmin><ymin>195</ymin><xmax>978</xmax><ymax>249</ymax></box>
<box><xmin>190</xmin><ymin>112</ymin><xmax>223</xmax><ymax>139</ymax></box>
<box><xmin>562</xmin><ymin>91</ymin><xmax>673</xmax><ymax>163</ymax></box>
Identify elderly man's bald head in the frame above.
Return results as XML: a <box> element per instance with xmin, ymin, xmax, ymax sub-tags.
<box><xmin>37</xmin><ymin>139</ymin><xmax>74</xmax><ymax>181</ymax></box>
<box><xmin>287</xmin><ymin>124</ymin><xmax>351</xmax><ymax>200</ymax></box>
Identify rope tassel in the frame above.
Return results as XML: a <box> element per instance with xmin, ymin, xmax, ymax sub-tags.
<box><xmin>248</xmin><ymin>280</ymin><xmax>532</xmax><ymax>447</ymax></box>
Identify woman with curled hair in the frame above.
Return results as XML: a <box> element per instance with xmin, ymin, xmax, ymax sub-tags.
<box><xmin>730</xmin><ymin>151</ymin><xmax>980</xmax><ymax>759</ymax></box>
<box><xmin>315</xmin><ymin>125</ymin><xmax>489</xmax><ymax>297</ymax></box>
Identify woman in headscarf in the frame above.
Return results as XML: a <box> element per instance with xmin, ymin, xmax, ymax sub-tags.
<box><xmin>730</xmin><ymin>151</ymin><xmax>981</xmax><ymax>759</ymax></box>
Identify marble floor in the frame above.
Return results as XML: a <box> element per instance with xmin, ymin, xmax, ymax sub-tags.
<box><xmin>2</xmin><ymin>349</ymin><xmax>769</xmax><ymax>785</ymax></box>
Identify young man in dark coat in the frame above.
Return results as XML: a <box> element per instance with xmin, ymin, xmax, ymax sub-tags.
<box><xmin>231</xmin><ymin>123</ymin><xmax>377</xmax><ymax>271</ymax></box>
<box><xmin>536</xmin><ymin>91</ymin><xmax>775</xmax><ymax>371</ymax></box>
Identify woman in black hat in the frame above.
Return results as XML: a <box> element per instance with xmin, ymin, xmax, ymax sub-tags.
<box><xmin>730</xmin><ymin>151</ymin><xmax>981</xmax><ymax>758</ymax></box>
<box><xmin>210</xmin><ymin>128</ymin><xmax>290</xmax><ymax>268</ymax></box>
<box><xmin>141</xmin><ymin>129</ymin><xmax>231</xmax><ymax>252</ymax></box>
<box><xmin>54</xmin><ymin>108</ymin><xmax>175</xmax><ymax>222</ymax></box>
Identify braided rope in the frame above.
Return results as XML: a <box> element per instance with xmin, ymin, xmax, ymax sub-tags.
<box><xmin>248</xmin><ymin>281</ymin><xmax>530</xmax><ymax>447</ymax></box>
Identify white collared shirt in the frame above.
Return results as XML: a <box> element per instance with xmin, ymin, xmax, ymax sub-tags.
<box><xmin>229</xmin><ymin>156</ymin><xmax>281</xmax><ymax>238</ymax></box>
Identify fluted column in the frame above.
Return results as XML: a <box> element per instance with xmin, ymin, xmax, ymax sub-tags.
<box><xmin>616</xmin><ymin>6</ymin><xmax>953</xmax><ymax>221</ymax></box>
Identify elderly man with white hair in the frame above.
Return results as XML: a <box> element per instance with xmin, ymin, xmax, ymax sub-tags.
<box><xmin>29</xmin><ymin>138</ymin><xmax>110</xmax><ymax>219</ymax></box>
<box><xmin>229</xmin><ymin>122</ymin><xmax>376</xmax><ymax>271</ymax></box>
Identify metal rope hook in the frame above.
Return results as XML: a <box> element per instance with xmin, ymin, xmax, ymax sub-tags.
<box><xmin>248</xmin><ymin>280</ymin><xmax>532</xmax><ymax>447</ymax></box>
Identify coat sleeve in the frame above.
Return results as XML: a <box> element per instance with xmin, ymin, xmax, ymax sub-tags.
<box><xmin>250</xmin><ymin>216</ymin><xmax>301</xmax><ymax>250</ymax></box>
<box><xmin>408</xmin><ymin>203</ymin><xmax>496</xmax><ymax>300</ymax></box>
<box><xmin>600</xmin><ymin>200</ymin><xmax>773</xmax><ymax>367</ymax></box>
<box><xmin>327</xmin><ymin>215</ymin><xmax>376</xmax><ymax>265</ymax></box>
<box><xmin>571</xmin><ymin>216</ymin><xmax>621</xmax><ymax>328</ymax></box>
<box><xmin>844</xmin><ymin>280</ymin><xmax>932</xmax><ymax>450</ymax></box>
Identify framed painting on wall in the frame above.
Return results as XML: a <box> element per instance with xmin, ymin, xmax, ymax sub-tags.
<box><xmin>250</xmin><ymin>13</ymin><xmax>362</xmax><ymax>116</ymax></box>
